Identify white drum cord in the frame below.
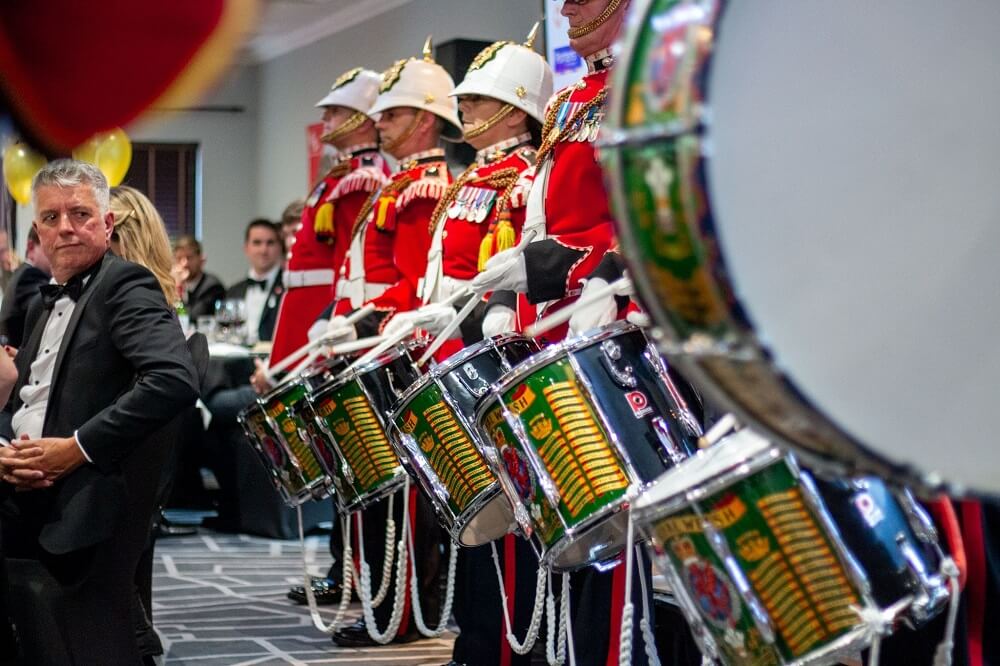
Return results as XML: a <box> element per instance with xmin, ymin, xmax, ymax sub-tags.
<box><xmin>636</xmin><ymin>544</ymin><xmax>662</xmax><ymax>666</ymax></box>
<box><xmin>351</xmin><ymin>478</ymin><xmax>412</xmax><ymax>644</ymax></box>
<box><xmin>490</xmin><ymin>540</ymin><xmax>548</xmax><ymax>654</ymax></box>
<box><xmin>370</xmin><ymin>493</ymin><xmax>397</xmax><ymax>606</ymax></box>
<box><xmin>407</xmin><ymin>526</ymin><xmax>457</xmax><ymax>637</ymax></box>
<box><xmin>296</xmin><ymin>507</ymin><xmax>354</xmax><ymax>633</ymax></box>
<box><xmin>933</xmin><ymin>557</ymin><xmax>962</xmax><ymax>666</ymax></box>
<box><xmin>618</xmin><ymin>512</ymin><xmax>637</xmax><ymax>666</ymax></box>
<box><xmin>546</xmin><ymin>570</ymin><xmax>569</xmax><ymax>666</ymax></box>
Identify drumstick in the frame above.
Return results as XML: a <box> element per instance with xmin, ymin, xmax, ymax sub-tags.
<box><xmin>417</xmin><ymin>229</ymin><xmax>538</xmax><ymax>366</ymax></box>
<box><xmin>265</xmin><ymin>304</ymin><xmax>375</xmax><ymax>380</ymax></box>
<box><xmin>326</xmin><ymin>335</ymin><xmax>385</xmax><ymax>356</ymax></box>
<box><xmin>523</xmin><ymin>275</ymin><xmax>633</xmax><ymax>338</ymax></box>
<box><xmin>343</xmin><ymin>322</ymin><xmax>416</xmax><ymax>374</ymax></box>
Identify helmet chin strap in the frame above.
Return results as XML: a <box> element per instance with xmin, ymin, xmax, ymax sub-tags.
<box><xmin>567</xmin><ymin>0</ymin><xmax>624</xmax><ymax>39</ymax></box>
<box><xmin>321</xmin><ymin>111</ymin><xmax>368</xmax><ymax>144</ymax></box>
<box><xmin>463</xmin><ymin>104</ymin><xmax>514</xmax><ymax>140</ymax></box>
<box><xmin>380</xmin><ymin>109</ymin><xmax>425</xmax><ymax>154</ymax></box>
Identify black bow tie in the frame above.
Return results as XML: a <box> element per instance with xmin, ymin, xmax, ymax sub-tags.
<box><xmin>40</xmin><ymin>278</ymin><xmax>84</xmax><ymax>309</ymax></box>
<box><xmin>248</xmin><ymin>278</ymin><xmax>268</xmax><ymax>290</ymax></box>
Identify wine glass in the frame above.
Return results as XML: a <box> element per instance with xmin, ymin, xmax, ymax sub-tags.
<box><xmin>215</xmin><ymin>299</ymin><xmax>247</xmax><ymax>344</ymax></box>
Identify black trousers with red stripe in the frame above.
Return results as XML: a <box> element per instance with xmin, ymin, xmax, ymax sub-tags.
<box><xmin>451</xmin><ymin>533</ymin><xmax>539</xmax><ymax>666</ymax></box>
<box><xmin>358</xmin><ymin>487</ymin><xmax>446</xmax><ymax>635</ymax></box>
<box><xmin>569</xmin><ymin>547</ymin><xmax>655</xmax><ymax>666</ymax></box>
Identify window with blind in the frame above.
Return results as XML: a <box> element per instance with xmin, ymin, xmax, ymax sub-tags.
<box><xmin>121</xmin><ymin>143</ymin><xmax>198</xmax><ymax>238</ymax></box>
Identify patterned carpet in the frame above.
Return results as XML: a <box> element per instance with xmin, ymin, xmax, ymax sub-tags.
<box><xmin>153</xmin><ymin>526</ymin><xmax>456</xmax><ymax>666</ymax></box>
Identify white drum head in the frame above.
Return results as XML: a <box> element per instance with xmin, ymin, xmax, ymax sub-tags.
<box><xmin>634</xmin><ymin>428</ymin><xmax>773</xmax><ymax>511</ymax></box>
<box><xmin>707</xmin><ymin>2</ymin><xmax>1000</xmax><ymax>495</ymax></box>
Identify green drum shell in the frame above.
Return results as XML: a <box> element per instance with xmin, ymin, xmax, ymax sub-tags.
<box><xmin>391</xmin><ymin>376</ymin><xmax>506</xmax><ymax>545</ymax></box>
<box><xmin>633</xmin><ymin>433</ymin><xmax>876</xmax><ymax>664</ymax></box>
<box><xmin>309</xmin><ymin>370</ymin><xmax>406</xmax><ymax>513</ymax></box>
<box><xmin>261</xmin><ymin>381</ymin><xmax>332</xmax><ymax>497</ymax></box>
<box><xmin>237</xmin><ymin>402</ymin><xmax>311</xmax><ymax>505</ymax></box>
<box><xmin>601</xmin><ymin>0</ymin><xmax>900</xmax><ymax>486</ymax></box>
<box><xmin>478</xmin><ymin>336</ymin><xmax>636</xmax><ymax>572</ymax></box>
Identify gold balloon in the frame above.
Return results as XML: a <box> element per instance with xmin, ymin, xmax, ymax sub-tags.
<box><xmin>94</xmin><ymin>128</ymin><xmax>133</xmax><ymax>187</ymax></box>
<box><xmin>3</xmin><ymin>143</ymin><xmax>47</xmax><ymax>205</ymax></box>
<box><xmin>71</xmin><ymin>135</ymin><xmax>103</xmax><ymax>166</ymax></box>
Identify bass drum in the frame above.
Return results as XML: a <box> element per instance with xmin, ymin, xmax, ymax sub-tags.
<box><xmin>601</xmin><ymin>0</ymin><xmax>1000</xmax><ymax>496</ymax></box>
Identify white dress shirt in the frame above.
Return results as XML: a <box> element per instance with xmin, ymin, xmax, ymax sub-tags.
<box><xmin>243</xmin><ymin>265</ymin><xmax>280</xmax><ymax>345</ymax></box>
<box><xmin>11</xmin><ymin>282</ymin><xmax>91</xmax><ymax>459</ymax></box>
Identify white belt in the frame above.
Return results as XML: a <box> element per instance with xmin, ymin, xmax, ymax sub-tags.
<box><xmin>284</xmin><ymin>268</ymin><xmax>335</xmax><ymax>288</ymax></box>
<box><xmin>364</xmin><ymin>282</ymin><xmax>390</xmax><ymax>300</ymax></box>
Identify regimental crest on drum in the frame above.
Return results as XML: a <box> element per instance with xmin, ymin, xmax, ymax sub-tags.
<box><xmin>675</xmin><ymin>536</ymin><xmax>741</xmax><ymax>631</ymax></box>
<box><xmin>501</xmin><ymin>443</ymin><xmax>536</xmax><ymax>504</ymax></box>
<box><xmin>334</xmin><ymin>421</ymin><xmax>350</xmax><ymax>437</ymax></box>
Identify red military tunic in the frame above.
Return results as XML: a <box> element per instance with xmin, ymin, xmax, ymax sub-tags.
<box><xmin>269</xmin><ymin>146</ymin><xmax>389</xmax><ymax>365</ymax></box>
<box><xmin>418</xmin><ymin>136</ymin><xmax>536</xmax><ymax>360</ymax></box>
<box><xmin>518</xmin><ymin>67</ymin><xmax>617</xmax><ymax>342</ymax></box>
<box><xmin>334</xmin><ymin>148</ymin><xmax>452</xmax><ymax>323</ymax></box>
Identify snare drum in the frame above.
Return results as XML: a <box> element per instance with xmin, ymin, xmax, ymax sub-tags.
<box><xmin>633</xmin><ymin>428</ymin><xmax>950</xmax><ymax>665</ymax></box>
<box><xmin>307</xmin><ymin>343</ymin><xmax>423</xmax><ymax>512</ymax></box>
<box><xmin>389</xmin><ymin>334</ymin><xmax>538</xmax><ymax>546</ymax></box>
<box><xmin>475</xmin><ymin>321</ymin><xmax>702</xmax><ymax>571</ymax></box>
<box><xmin>237</xmin><ymin>401</ymin><xmax>311</xmax><ymax>505</ymax></box>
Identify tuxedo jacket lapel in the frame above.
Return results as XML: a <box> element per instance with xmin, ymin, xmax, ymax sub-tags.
<box><xmin>49</xmin><ymin>255</ymin><xmax>111</xmax><ymax>409</ymax></box>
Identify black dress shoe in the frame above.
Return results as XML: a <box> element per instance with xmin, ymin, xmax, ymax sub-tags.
<box><xmin>331</xmin><ymin>617</ymin><xmax>421</xmax><ymax>648</ymax></box>
<box><xmin>287</xmin><ymin>577</ymin><xmax>342</xmax><ymax>605</ymax></box>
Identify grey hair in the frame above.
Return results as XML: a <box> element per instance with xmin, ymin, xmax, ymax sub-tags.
<box><xmin>31</xmin><ymin>158</ymin><xmax>111</xmax><ymax>215</ymax></box>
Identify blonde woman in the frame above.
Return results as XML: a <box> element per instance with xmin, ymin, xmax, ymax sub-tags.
<box><xmin>109</xmin><ymin>186</ymin><xmax>178</xmax><ymax>306</ymax></box>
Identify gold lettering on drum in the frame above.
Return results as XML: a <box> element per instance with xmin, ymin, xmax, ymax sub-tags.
<box><xmin>337</xmin><ymin>396</ymin><xmax>399</xmax><ymax>489</ymax></box>
<box><xmin>422</xmin><ymin>403</ymin><xmax>494</xmax><ymax>511</ymax></box>
<box><xmin>536</xmin><ymin>382</ymin><xmax>628</xmax><ymax>518</ymax></box>
<box><xmin>315</xmin><ymin>398</ymin><xmax>336</xmax><ymax>418</ymax></box>
<box><xmin>705</xmin><ymin>496</ymin><xmax>746</xmax><ymax>529</ymax></box>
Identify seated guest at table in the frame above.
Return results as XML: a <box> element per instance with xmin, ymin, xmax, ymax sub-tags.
<box><xmin>0</xmin><ymin>159</ymin><xmax>199</xmax><ymax>664</ymax></box>
<box><xmin>172</xmin><ymin>234</ymin><xmax>226</xmax><ymax>320</ymax></box>
<box><xmin>225</xmin><ymin>218</ymin><xmax>285</xmax><ymax>345</ymax></box>
<box><xmin>0</xmin><ymin>227</ymin><xmax>52</xmax><ymax>347</ymax></box>
<box><xmin>279</xmin><ymin>199</ymin><xmax>305</xmax><ymax>253</ymax></box>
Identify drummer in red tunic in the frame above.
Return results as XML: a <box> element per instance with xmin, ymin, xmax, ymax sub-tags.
<box><xmin>315</xmin><ymin>40</ymin><xmax>460</xmax><ymax>345</ymax></box>
<box><xmin>470</xmin><ymin>3</ymin><xmax>681</xmax><ymax>665</ymax></box>
<box><xmin>318</xmin><ymin>41</ymin><xmax>460</xmax><ymax>649</ymax></box>
<box><xmin>382</xmin><ymin>29</ymin><xmax>550</xmax><ymax>355</ymax></box>
<box><xmin>472</xmin><ymin>2</ymin><xmax>624</xmax><ymax>346</ymax></box>
<box><xmin>267</xmin><ymin>68</ymin><xmax>389</xmax><ymax>367</ymax></box>
<box><xmin>382</xmin><ymin>29</ymin><xmax>554</xmax><ymax>666</ymax></box>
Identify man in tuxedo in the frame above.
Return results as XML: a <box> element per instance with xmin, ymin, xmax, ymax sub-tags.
<box><xmin>172</xmin><ymin>235</ymin><xmax>226</xmax><ymax>320</ymax></box>
<box><xmin>0</xmin><ymin>227</ymin><xmax>52</xmax><ymax>347</ymax></box>
<box><xmin>0</xmin><ymin>159</ymin><xmax>199</xmax><ymax>664</ymax></box>
<box><xmin>225</xmin><ymin>219</ymin><xmax>284</xmax><ymax>344</ymax></box>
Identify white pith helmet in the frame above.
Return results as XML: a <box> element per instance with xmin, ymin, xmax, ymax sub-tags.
<box><xmin>450</xmin><ymin>24</ymin><xmax>554</xmax><ymax>123</ymax></box>
<box><xmin>315</xmin><ymin>67</ymin><xmax>381</xmax><ymax>115</ymax></box>
<box><xmin>368</xmin><ymin>37</ymin><xmax>463</xmax><ymax>139</ymax></box>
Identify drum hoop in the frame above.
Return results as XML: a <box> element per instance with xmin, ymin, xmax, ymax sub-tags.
<box><xmin>632</xmin><ymin>428</ymin><xmax>776</xmax><ymax>515</ymax></box>
<box><xmin>492</xmin><ymin>321</ymin><xmax>638</xmax><ymax>395</ymax></box>
<box><xmin>540</xmin><ymin>500</ymin><xmax>630</xmax><ymax>572</ymax></box>
<box><xmin>433</xmin><ymin>333</ymin><xmax>529</xmax><ymax>377</ymax></box>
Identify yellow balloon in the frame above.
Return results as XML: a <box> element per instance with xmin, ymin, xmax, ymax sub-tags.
<box><xmin>94</xmin><ymin>128</ymin><xmax>133</xmax><ymax>187</ymax></box>
<box><xmin>71</xmin><ymin>135</ymin><xmax>103</xmax><ymax>166</ymax></box>
<box><xmin>3</xmin><ymin>143</ymin><xmax>47</xmax><ymax>205</ymax></box>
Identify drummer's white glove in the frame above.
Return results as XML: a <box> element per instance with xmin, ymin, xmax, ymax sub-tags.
<box><xmin>414</xmin><ymin>303</ymin><xmax>458</xmax><ymax>337</ymax></box>
<box><xmin>381</xmin><ymin>310</ymin><xmax>420</xmax><ymax>339</ymax></box>
<box><xmin>482</xmin><ymin>305</ymin><xmax>517</xmax><ymax>338</ymax></box>
<box><xmin>324</xmin><ymin>315</ymin><xmax>358</xmax><ymax>343</ymax></box>
<box><xmin>307</xmin><ymin>318</ymin><xmax>329</xmax><ymax>343</ymax></box>
<box><xmin>568</xmin><ymin>278</ymin><xmax>620</xmax><ymax>335</ymax></box>
<box><xmin>470</xmin><ymin>249</ymin><xmax>528</xmax><ymax>294</ymax></box>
